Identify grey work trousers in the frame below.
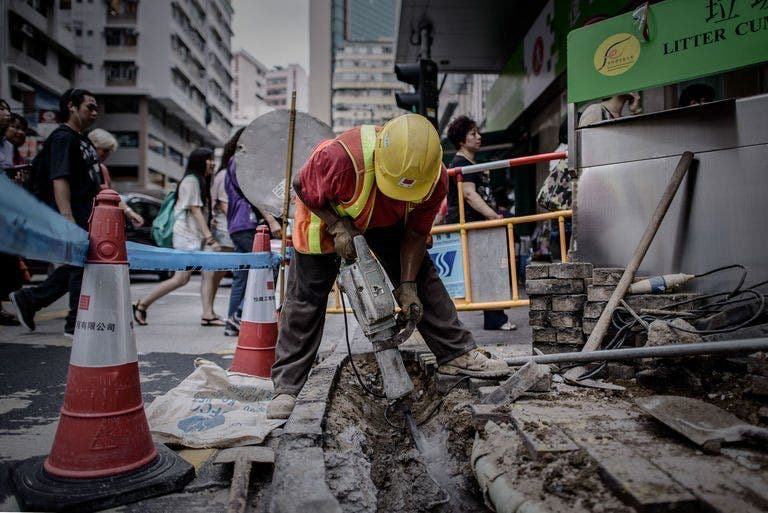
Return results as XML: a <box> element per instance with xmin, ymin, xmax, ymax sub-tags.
<box><xmin>271</xmin><ymin>224</ymin><xmax>476</xmax><ymax>396</ymax></box>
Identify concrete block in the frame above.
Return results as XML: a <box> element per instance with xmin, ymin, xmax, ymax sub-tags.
<box><xmin>525</xmin><ymin>263</ymin><xmax>550</xmax><ymax>280</ymax></box>
<box><xmin>548</xmin><ymin>262</ymin><xmax>593</xmax><ymax>280</ymax></box>
<box><xmin>583</xmin><ymin>301</ymin><xmax>607</xmax><ymax>319</ymax></box>
<box><xmin>297</xmin><ymin>366</ymin><xmax>339</xmax><ymax>403</ymax></box>
<box><xmin>556</xmin><ymin>328</ymin><xmax>584</xmax><ymax>346</ymax></box>
<box><xmin>528</xmin><ymin>310</ymin><xmax>548</xmax><ymax>327</ymax></box>
<box><xmin>592</xmin><ymin>267</ymin><xmax>625</xmax><ymax>286</ymax></box>
<box><xmin>525</xmin><ymin>279</ymin><xmax>585</xmax><ymax>295</ymax></box>
<box><xmin>587</xmin><ymin>285</ymin><xmax>614</xmax><ymax>302</ymax></box>
<box><xmin>283</xmin><ymin>401</ymin><xmax>326</xmax><ymax>442</ymax></box>
<box><xmin>529</xmin><ymin>295</ymin><xmax>551</xmax><ymax>311</ymax></box>
<box><xmin>470</xmin><ymin>404</ymin><xmax>511</xmax><ymax>430</ymax></box>
<box><xmin>270</xmin><ymin>446</ymin><xmax>342</xmax><ymax>513</ymax></box>
<box><xmin>532</xmin><ymin>326</ymin><xmax>557</xmax><ymax>343</ymax></box>
<box><xmin>511</xmin><ymin>411</ymin><xmax>579</xmax><ymax>459</ymax></box>
<box><xmin>549</xmin><ymin>311</ymin><xmax>582</xmax><ymax>329</ymax></box>
<box><xmin>582</xmin><ymin>319</ymin><xmax>597</xmax><ymax>336</ymax></box>
<box><xmin>551</xmin><ymin>294</ymin><xmax>587</xmax><ymax>312</ymax></box>
<box><xmin>646</xmin><ymin>318</ymin><xmax>701</xmax><ymax>347</ymax></box>
<box><xmin>530</xmin><ymin>372</ymin><xmax>552</xmax><ymax>392</ymax></box>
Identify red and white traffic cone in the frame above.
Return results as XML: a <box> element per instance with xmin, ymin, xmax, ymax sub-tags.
<box><xmin>230</xmin><ymin>226</ymin><xmax>277</xmax><ymax>378</ymax></box>
<box><xmin>12</xmin><ymin>190</ymin><xmax>193</xmax><ymax>512</ymax></box>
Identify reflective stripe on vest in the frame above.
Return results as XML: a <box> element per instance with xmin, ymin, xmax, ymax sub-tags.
<box><xmin>304</xmin><ymin>125</ymin><xmax>376</xmax><ymax>253</ymax></box>
<box><xmin>335</xmin><ymin>125</ymin><xmax>376</xmax><ymax>218</ymax></box>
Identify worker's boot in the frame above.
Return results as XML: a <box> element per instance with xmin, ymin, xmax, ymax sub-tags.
<box><xmin>437</xmin><ymin>349</ymin><xmax>510</xmax><ymax>378</ymax></box>
<box><xmin>266</xmin><ymin>394</ymin><xmax>296</xmax><ymax>420</ymax></box>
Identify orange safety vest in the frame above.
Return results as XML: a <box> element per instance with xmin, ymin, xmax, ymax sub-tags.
<box><xmin>293</xmin><ymin>125</ymin><xmax>379</xmax><ymax>254</ymax></box>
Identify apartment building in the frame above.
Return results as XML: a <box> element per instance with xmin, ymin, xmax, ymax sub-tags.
<box><xmin>232</xmin><ymin>49</ymin><xmax>270</xmax><ymax>128</ymax></box>
<box><xmin>264</xmin><ymin>64</ymin><xmax>308</xmax><ymax>112</ymax></box>
<box><xmin>65</xmin><ymin>0</ymin><xmax>234</xmax><ymax>189</ymax></box>
<box><xmin>0</xmin><ymin>0</ymin><xmax>80</xmax><ymax>143</ymax></box>
<box><xmin>331</xmin><ymin>40</ymin><xmax>404</xmax><ymax>134</ymax></box>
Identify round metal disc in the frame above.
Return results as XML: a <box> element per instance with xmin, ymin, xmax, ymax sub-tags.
<box><xmin>235</xmin><ymin>110</ymin><xmax>335</xmax><ymax>219</ymax></box>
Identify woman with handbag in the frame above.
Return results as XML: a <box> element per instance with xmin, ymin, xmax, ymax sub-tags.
<box><xmin>132</xmin><ymin>147</ymin><xmax>225</xmax><ymax>326</ymax></box>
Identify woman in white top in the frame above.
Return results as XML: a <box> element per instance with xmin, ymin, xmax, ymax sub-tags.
<box><xmin>132</xmin><ymin>147</ymin><xmax>226</xmax><ymax>326</ymax></box>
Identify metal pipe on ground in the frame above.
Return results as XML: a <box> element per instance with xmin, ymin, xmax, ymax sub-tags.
<box><xmin>505</xmin><ymin>338</ymin><xmax>768</xmax><ymax>367</ymax></box>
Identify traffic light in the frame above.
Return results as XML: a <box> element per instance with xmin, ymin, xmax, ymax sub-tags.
<box><xmin>394</xmin><ymin>59</ymin><xmax>438</xmax><ymax>128</ymax></box>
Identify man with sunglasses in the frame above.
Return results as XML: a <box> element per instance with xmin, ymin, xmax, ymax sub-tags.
<box><xmin>10</xmin><ymin>88</ymin><xmax>104</xmax><ymax>337</ymax></box>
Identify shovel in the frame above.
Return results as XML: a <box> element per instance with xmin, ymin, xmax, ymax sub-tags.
<box><xmin>636</xmin><ymin>395</ymin><xmax>768</xmax><ymax>453</ymax></box>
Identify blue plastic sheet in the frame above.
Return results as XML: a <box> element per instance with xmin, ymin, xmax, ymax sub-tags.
<box><xmin>0</xmin><ymin>175</ymin><xmax>278</xmax><ymax>271</ymax></box>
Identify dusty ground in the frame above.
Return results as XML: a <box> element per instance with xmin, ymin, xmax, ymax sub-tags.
<box><xmin>323</xmin><ymin>355</ymin><xmax>487</xmax><ymax>513</ymax></box>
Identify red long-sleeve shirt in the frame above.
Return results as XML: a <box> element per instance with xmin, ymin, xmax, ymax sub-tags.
<box><xmin>299</xmin><ymin>139</ymin><xmax>447</xmax><ymax>234</ymax></box>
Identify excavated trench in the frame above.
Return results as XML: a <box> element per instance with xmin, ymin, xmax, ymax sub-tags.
<box><xmin>323</xmin><ymin>354</ymin><xmax>488</xmax><ymax>513</ymax></box>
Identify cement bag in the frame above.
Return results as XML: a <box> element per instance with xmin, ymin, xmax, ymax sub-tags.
<box><xmin>146</xmin><ymin>358</ymin><xmax>285</xmax><ymax>448</ymax></box>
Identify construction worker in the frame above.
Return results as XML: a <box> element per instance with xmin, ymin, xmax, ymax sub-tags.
<box><xmin>267</xmin><ymin>114</ymin><xmax>510</xmax><ymax>419</ymax></box>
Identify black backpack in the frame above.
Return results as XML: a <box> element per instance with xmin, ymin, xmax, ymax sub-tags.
<box><xmin>26</xmin><ymin>125</ymin><xmax>68</xmax><ymax>201</ymax></box>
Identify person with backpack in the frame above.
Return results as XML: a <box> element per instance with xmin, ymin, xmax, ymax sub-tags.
<box><xmin>132</xmin><ymin>147</ymin><xmax>225</xmax><ymax>326</ymax></box>
<box><xmin>222</xmin><ymin>128</ymin><xmax>282</xmax><ymax>336</ymax></box>
<box><xmin>9</xmin><ymin>89</ymin><xmax>102</xmax><ymax>337</ymax></box>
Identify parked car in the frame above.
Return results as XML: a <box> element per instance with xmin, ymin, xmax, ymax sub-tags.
<box><xmin>122</xmin><ymin>192</ymin><xmax>171</xmax><ymax>280</ymax></box>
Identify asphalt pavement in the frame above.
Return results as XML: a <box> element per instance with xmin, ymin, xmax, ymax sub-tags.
<box><xmin>0</xmin><ymin>273</ymin><xmax>531</xmax><ymax>512</ymax></box>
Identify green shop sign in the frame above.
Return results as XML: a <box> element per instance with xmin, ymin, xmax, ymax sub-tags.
<box><xmin>567</xmin><ymin>0</ymin><xmax>768</xmax><ymax>103</ymax></box>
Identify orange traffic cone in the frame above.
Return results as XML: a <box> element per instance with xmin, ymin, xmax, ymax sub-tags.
<box><xmin>12</xmin><ymin>190</ymin><xmax>193</xmax><ymax>512</ymax></box>
<box><xmin>230</xmin><ymin>226</ymin><xmax>277</xmax><ymax>378</ymax></box>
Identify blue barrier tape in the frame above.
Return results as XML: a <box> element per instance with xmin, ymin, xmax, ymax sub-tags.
<box><xmin>0</xmin><ymin>175</ymin><xmax>282</xmax><ymax>271</ymax></box>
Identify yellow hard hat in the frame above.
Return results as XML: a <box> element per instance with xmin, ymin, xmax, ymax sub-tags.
<box><xmin>374</xmin><ymin>114</ymin><xmax>442</xmax><ymax>202</ymax></box>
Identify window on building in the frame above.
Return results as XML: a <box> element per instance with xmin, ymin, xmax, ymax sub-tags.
<box><xmin>148</xmin><ymin>134</ymin><xmax>165</xmax><ymax>156</ymax></box>
<box><xmin>108</xmin><ymin>0</ymin><xmax>138</xmax><ymax>19</ymax></box>
<box><xmin>27</xmin><ymin>38</ymin><xmax>47</xmax><ymax>64</ymax></box>
<box><xmin>106</xmin><ymin>27</ymin><xmax>138</xmax><ymax>46</ymax></box>
<box><xmin>105</xmin><ymin>61</ymin><xmax>138</xmax><ymax>85</ymax></box>
<box><xmin>60</xmin><ymin>0</ymin><xmax>72</xmax><ymax>9</ymax></box>
<box><xmin>58</xmin><ymin>54</ymin><xmax>75</xmax><ymax>79</ymax></box>
<box><xmin>26</xmin><ymin>0</ymin><xmax>49</xmax><ymax>16</ymax></box>
<box><xmin>107</xmin><ymin>166</ymin><xmax>138</xmax><ymax>179</ymax></box>
<box><xmin>113</xmin><ymin>131</ymin><xmax>139</xmax><ymax>148</ymax></box>
<box><xmin>168</xmin><ymin>146</ymin><xmax>184</xmax><ymax>166</ymax></box>
<box><xmin>102</xmin><ymin>96</ymin><xmax>140</xmax><ymax>113</ymax></box>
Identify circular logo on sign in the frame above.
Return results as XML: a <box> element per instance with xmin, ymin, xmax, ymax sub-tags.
<box><xmin>532</xmin><ymin>36</ymin><xmax>544</xmax><ymax>76</ymax></box>
<box><xmin>593</xmin><ymin>33</ymin><xmax>641</xmax><ymax>76</ymax></box>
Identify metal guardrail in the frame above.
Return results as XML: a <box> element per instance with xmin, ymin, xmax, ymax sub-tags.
<box><xmin>327</xmin><ymin>151</ymin><xmax>570</xmax><ymax>313</ymax></box>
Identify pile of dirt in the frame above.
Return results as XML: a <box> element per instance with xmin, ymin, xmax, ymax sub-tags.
<box><xmin>323</xmin><ymin>355</ymin><xmax>486</xmax><ymax>512</ymax></box>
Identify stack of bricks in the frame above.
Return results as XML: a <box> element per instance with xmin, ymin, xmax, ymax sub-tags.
<box><xmin>525</xmin><ymin>262</ymin><xmax>593</xmax><ymax>354</ymax></box>
<box><xmin>584</xmin><ymin>267</ymin><xmax>703</xmax><ymax>346</ymax></box>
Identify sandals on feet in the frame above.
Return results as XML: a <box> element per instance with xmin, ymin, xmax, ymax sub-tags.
<box><xmin>132</xmin><ymin>301</ymin><xmax>148</xmax><ymax>326</ymax></box>
<box><xmin>201</xmin><ymin>316</ymin><xmax>226</xmax><ymax>327</ymax></box>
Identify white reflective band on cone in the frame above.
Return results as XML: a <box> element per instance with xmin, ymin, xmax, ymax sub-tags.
<box><xmin>70</xmin><ymin>264</ymin><xmax>138</xmax><ymax>367</ymax></box>
<box><xmin>242</xmin><ymin>268</ymin><xmax>276</xmax><ymax>323</ymax></box>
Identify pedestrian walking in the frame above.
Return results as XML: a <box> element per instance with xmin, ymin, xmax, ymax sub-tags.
<box><xmin>132</xmin><ymin>147</ymin><xmax>225</xmax><ymax>326</ymax></box>
<box><xmin>267</xmin><ymin>114</ymin><xmax>509</xmax><ymax>420</ymax></box>
<box><xmin>1</xmin><ymin>99</ymin><xmax>26</xmax><ymax>326</ymax></box>
<box><xmin>445</xmin><ymin>115</ymin><xmax>516</xmax><ymax>332</ymax></box>
<box><xmin>223</xmin><ymin>128</ymin><xmax>282</xmax><ymax>336</ymax></box>
<box><xmin>9</xmin><ymin>89</ymin><xmax>103</xmax><ymax>336</ymax></box>
<box><xmin>87</xmin><ymin>128</ymin><xmax>143</xmax><ymax>227</ymax></box>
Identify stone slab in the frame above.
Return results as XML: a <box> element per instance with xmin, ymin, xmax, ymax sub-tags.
<box><xmin>510</xmin><ymin>410</ymin><xmax>580</xmax><ymax>459</ymax></box>
<box><xmin>548</xmin><ymin>262</ymin><xmax>593</xmax><ymax>280</ymax></box>
<box><xmin>470</xmin><ymin>404</ymin><xmax>512</xmax><ymax>430</ymax></box>
<box><xmin>270</xmin><ymin>445</ymin><xmax>342</xmax><ymax>513</ymax></box>
<box><xmin>556</xmin><ymin>328</ymin><xmax>585</xmax><ymax>345</ymax></box>
<box><xmin>592</xmin><ymin>268</ymin><xmax>626</xmax><ymax>286</ymax></box>
<box><xmin>653</xmin><ymin>455</ymin><xmax>768</xmax><ymax>513</ymax></box>
<box><xmin>583</xmin><ymin>319</ymin><xmax>597</xmax><ymax>335</ymax></box>
<box><xmin>528</xmin><ymin>310</ymin><xmax>548</xmax><ymax>327</ymax></box>
<box><xmin>297</xmin><ymin>366</ymin><xmax>339</xmax><ymax>403</ymax></box>
<box><xmin>531</xmin><ymin>326</ymin><xmax>557</xmax><ymax>343</ymax></box>
<box><xmin>525</xmin><ymin>279</ymin><xmax>585</xmax><ymax>295</ymax></box>
<box><xmin>551</xmin><ymin>294</ymin><xmax>587</xmax><ymax>312</ymax></box>
<box><xmin>584</xmin><ymin>301</ymin><xmax>607</xmax><ymax>319</ymax></box>
<box><xmin>585</xmin><ymin>441</ymin><xmax>698</xmax><ymax>513</ymax></box>
<box><xmin>549</xmin><ymin>311</ymin><xmax>582</xmax><ymax>329</ymax></box>
<box><xmin>529</xmin><ymin>295</ymin><xmax>551</xmax><ymax>311</ymax></box>
<box><xmin>526</xmin><ymin>263</ymin><xmax>551</xmax><ymax>280</ymax></box>
<box><xmin>282</xmin><ymin>401</ymin><xmax>326</xmax><ymax>442</ymax></box>
<box><xmin>587</xmin><ymin>285</ymin><xmax>615</xmax><ymax>302</ymax></box>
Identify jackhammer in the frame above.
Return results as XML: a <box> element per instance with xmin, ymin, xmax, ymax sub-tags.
<box><xmin>337</xmin><ymin>235</ymin><xmax>428</xmax><ymax>450</ymax></box>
